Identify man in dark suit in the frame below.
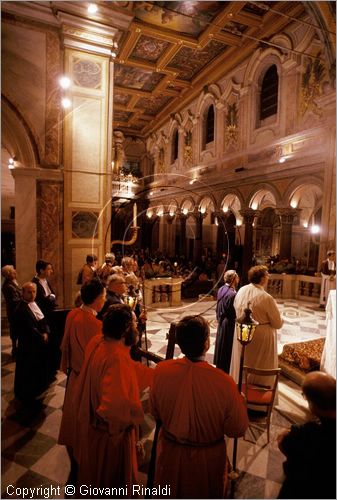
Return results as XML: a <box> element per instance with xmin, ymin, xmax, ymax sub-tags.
<box><xmin>1</xmin><ymin>265</ymin><xmax>22</xmax><ymax>357</ymax></box>
<box><xmin>32</xmin><ymin>260</ymin><xmax>59</xmax><ymax>377</ymax></box>
<box><xmin>97</xmin><ymin>273</ymin><xmax>127</xmax><ymax>320</ymax></box>
<box><xmin>13</xmin><ymin>282</ymin><xmax>50</xmax><ymax>404</ymax></box>
<box><xmin>32</xmin><ymin>260</ymin><xmax>57</xmax><ymax>317</ymax></box>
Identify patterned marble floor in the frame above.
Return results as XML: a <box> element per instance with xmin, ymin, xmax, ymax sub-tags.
<box><xmin>1</xmin><ymin>299</ymin><xmax>326</xmax><ymax>499</ymax></box>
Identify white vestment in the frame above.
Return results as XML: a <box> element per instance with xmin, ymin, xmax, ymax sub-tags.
<box><xmin>230</xmin><ymin>283</ymin><xmax>283</xmax><ymax>390</ymax></box>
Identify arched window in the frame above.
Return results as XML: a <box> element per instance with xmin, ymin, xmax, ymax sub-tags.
<box><xmin>260</xmin><ymin>65</ymin><xmax>278</xmax><ymax>120</ymax></box>
<box><xmin>172</xmin><ymin>129</ymin><xmax>179</xmax><ymax>162</ymax></box>
<box><xmin>205</xmin><ymin>105</ymin><xmax>214</xmax><ymax>143</ymax></box>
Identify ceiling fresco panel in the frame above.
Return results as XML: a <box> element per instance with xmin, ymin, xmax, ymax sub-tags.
<box><xmin>114</xmin><ymin>110</ymin><xmax>133</xmax><ymax>122</ymax></box>
<box><xmin>133</xmin><ymin>1</ymin><xmax>227</xmax><ymax>38</ymax></box>
<box><xmin>114</xmin><ymin>63</ymin><xmax>165</xmax><ymax>91</ymax></box>
<box><xmin>114</xmin><ymin>93</ymin><xmax>132</xmax><ymax>106</ymax></box>
<box><xmin>168</xmin><ymin>40</ymin><xmax>228</xmax><ymax>81</ymax></box>
<box><xmin>135</xmin><ymin>95</ymin><xmax>173</xmax><ymax>116</ymax></box>
<box><xmin>242</xmin><ymin>1</ymin><xmax>274</xmax><ymax>17</ymax></box>
<box><xmin>130</xmin><ymin>35</ymin><xmax>171</xmax><ymax>63</ymax></box>
<box><xmin>222</xmin><ymin>21</ymin><xmax>249</xmax><ymax>35</ymax></box>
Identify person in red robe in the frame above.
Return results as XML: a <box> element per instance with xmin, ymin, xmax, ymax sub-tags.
<box><xmin>58</xmin><ymin>278</ymin><xmax>106</xmax><ymax>481</ymax></box>
<box><xmin>150</xmin><ymin>315</ymin><xmax>249</xmax><ymax>499</ymax></box>
<box><xmin>74</xmin><ymin>304</ymin><xmax>154</xmax><ymax>495</ymax></box>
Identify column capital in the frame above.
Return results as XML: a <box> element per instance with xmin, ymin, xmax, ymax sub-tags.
<box><xmin>275</xmin><ymin>207</ymin><xmax>301</xmax><ymax>224</ymax></box>
<box><xmin>240</xmin><ymin>208</ymin><xmax>260</xmax><ymax>224</ymax></box>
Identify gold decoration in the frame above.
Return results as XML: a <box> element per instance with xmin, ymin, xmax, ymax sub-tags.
<box><xmin>225</xmin><ymin>103</ymin><xmax>239</xmax><ymax>149</ymax></box>
<box><xmin>300</xmin><ymin>54</ymin><xmax>325</xmax><ymax>117</ymax></box>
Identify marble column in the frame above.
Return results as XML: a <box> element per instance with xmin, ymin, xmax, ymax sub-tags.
<box><xmin>276</xmin><ymin>208</ymin><xmax>300</xmax><ymax>260</ymax></box>
<box><xmin>194</xmin><ymin>211</ymin><xmax>206</xmax><ymax>264</ymax></box>
<box><xmin>240</xmin><ymin>208</ymin><xmax>259</xmax><ymax>285</ymax></box>
<box><xmin>178</xmin><ymin>214</ymin><xmax>187</xmax><ymax>258</ymax></box>
<box><xmin>165</xmin><ymin>215</ymin><xmax>175</xmax><ymax>257</ymax></box>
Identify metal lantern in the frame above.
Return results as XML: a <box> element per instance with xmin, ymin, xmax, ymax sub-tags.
<box><xmin>232</xmin><ymin>302</ymin><xmax>258</xmax><ymax>474</ymax></box>
<box><xmin>235</xmin><ymin>302</ymin><xmax>258</xmax><ymax>346</ymax></box>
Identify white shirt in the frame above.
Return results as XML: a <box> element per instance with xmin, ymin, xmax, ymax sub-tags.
<box><xmin>28</xmin><ymin>301</ymin><xmax>45</xmax><ymax>321</ymax></box>
<box><xmin>38</xmin><ymin>277</ymin><xmax>52</xmax><ymax>296</ymax></box>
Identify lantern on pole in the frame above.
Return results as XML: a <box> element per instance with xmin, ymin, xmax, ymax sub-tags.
<box><xmin>232</xmin><ymin>302</ymin><xmax>258</xmax><ymax>474</ymax></box>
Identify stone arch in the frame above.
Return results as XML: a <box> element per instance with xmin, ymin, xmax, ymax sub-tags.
<box><xmin>220</xmin><ymin>192</ymin><xmax>242</xmax><ymax>222</ymax></box>
<box><xmin>197</xmin><ymin>194</ymin><xmax>216</xmax><ymax>214</ymax></box>
<box><xmin>243</xmin><ymin>48</ymin><xmax>284</xmax><ymax>88</ymax></box>
<box><xmin>2</xmin><ymin>97</ymin><xmax>39</xmax><ymax>168</ymax></box>
<box><xmin>287</xmin><ymin>181</ymin><xmax>323</xmax><ymax>228</ymax></box>
<box><xmin>180</xmin><ymin>197</ymin><xmax>195</xmax><ymax>216</ymax></box>
<box><xmin>248</xmin><ymin>184</ymin><xmax>281</xmax><ymax>209</ymax></box>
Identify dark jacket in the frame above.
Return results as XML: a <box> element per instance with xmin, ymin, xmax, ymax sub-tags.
<box><xmin>97</xmin><ymin>291</ymin><xmax>124</xmax><ymax>320</ymax></box>
<box><xmin>2</xmin><ymin>279</ymin><xmax>22</xmax><ymax>321</ymax></box>
<box><xmin>32</xmin><ymin>276</ymin><xmax>57</xmax><ymax>317</ymax></box>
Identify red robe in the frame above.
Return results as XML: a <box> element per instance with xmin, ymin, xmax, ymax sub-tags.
<box><xmin>74</xmin><ymin>336</ymin><xmax>154</xmax><ymax>491</ymax></box>
<box><xmin>150</xmin><ymin>357</ymin><xmax>249</xmax><ymax>499</ymax></box>
<box><xmin>58</xmin><ymin>307</ymin><xmax>102</xmax><ymax>449</ymax></box>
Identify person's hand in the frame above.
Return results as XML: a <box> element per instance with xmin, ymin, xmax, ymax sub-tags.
<box><xmin>277</xmin><ymin>428</ymin><xmax>290</xmax><ymax>453</ymax></box>
<box><xmin>42</xmin><ymin>333</ymin><xmax>49</xmax><ymax>343</ymax></box>
<box><xmin>139</xmin><ymin>310</ymin><xmax>147</xmax><ymax>323</ymax></box>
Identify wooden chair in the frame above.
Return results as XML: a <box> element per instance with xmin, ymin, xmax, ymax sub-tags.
<box><xmin>242</xmin><ymin>366</ymin><xmax>281</xmax><ymax>443</ymax></box>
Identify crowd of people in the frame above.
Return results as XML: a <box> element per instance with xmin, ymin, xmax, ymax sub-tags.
<box><xmin>1</xmin><ymin>251</ymin><xmax>336</xmax><ymax>498</ymax></box>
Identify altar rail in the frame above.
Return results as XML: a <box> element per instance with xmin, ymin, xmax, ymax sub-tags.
<box><xmin>267</xmin><ymin>274</ymin><xmax>321</xmax><ymax>302</ymax></box>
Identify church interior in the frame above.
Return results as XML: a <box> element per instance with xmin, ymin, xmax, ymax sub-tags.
<box><xmin>1</xmin><ymin>1</ymin><xmax>336</xmax><ymax>498</ymax></box>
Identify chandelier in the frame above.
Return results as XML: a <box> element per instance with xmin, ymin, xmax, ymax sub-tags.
<box><xmin>111</xmin><ymin>168</ymin><xmax>139</xmax><ymax>203</ymax></box>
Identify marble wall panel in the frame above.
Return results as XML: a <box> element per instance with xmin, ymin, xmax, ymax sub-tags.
<box><xmin>37</xmin><ymin>181</ymin><xmax>63</xmax><ymax>304</ymax></box>
<box><xmin>71</xmin><ymin>97</ymin><xmax>101</xmax><ymax>204</ymax></box>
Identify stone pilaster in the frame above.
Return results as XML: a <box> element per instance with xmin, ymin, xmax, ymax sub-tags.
<box><xmin>58</xmin><ymin>13</ymin><xmax>119</xmax><ymax>305</ymax></box>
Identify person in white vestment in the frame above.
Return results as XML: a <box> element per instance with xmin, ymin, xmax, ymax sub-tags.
<box><xmin>319</xmin><ymin>250</ymin><xmax>336</xmax><ymax>308</ymax></box>
<box><xmin>230</xmin><ymin>265</ymin><xmax>283</xmax><ymax>389</ymax></box>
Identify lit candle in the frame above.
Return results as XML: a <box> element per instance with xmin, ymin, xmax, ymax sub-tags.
<box><xmin>133</xmin><ymin>203</ymin><xmax>137</xmax><ymax>227</ymax></box>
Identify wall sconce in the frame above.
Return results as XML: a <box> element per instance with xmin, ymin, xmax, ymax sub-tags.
<box><xmin>303</xmin><ymin>221</ymin><xmax>308</xmax><ymax>228</ymax></box>
<box><xmin>251</xmin><ymin>202</ymin><xmax>258</xmax><ymax>210</ymax></box>
<box><xmin>223</xmin><ymin>206</ymin><xmax>228</xmax><ymax>213</ymax></box>
<box><xmin>59</xmin><ymin>76</ymin><xmax>71</xmax><ymax>89</ymax></box>
<box><xmin>310</xmin><ymin>224</ymin><xmax>320</xmax><ymax>234</ymax></box>
<box><xmin>182</xmin><ymin>208</ymin><xmax>188</xmax><ymax>215</ymax></box>
<box><xmin>290</xmin><ymin>200</ymin><xmax>297</xmax><ymax>208</ymax></box>
<box><xmin>215</xmin><ymin>216</ymin><xmax>219</xmax><ymax>226</ymax></box>
<box><xmin>8</xmin><ymin>157</ymin><xmax>16</xmax><ymax>169</ymax></box>
<box><xmin>61</xmin><ymin>97</ymin><xmax>71</xmax><ymax>109</ymax></box>
<box><xmin>88</xmin><ymin>3</ymin><xmax>98</xmax><ymax>14</ymax></box>
<box><xmin>279</xmin><ymin>157</ymin><xmax>286</xmax><ymax>163</ymax></box>
<box><xmin>236</xmin><ymin>219</ymin><xmax>242</xmax><ymax>226</ymax></box>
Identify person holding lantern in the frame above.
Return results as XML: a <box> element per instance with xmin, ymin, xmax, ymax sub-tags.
<box><xmin>230</xmin><ymin>265</ymin><xmax>283</xmax><ymax>389</ymax></box>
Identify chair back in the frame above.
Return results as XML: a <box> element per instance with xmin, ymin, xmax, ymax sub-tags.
<box><xmin>243</xmin><ymin>366</ymin><xmax>280</xmax><ymax>409</ymax></box>
<box><xmin>242</xmin><ymin>366</ymin><xmax>281</xmax><ymax>444</ymax></box>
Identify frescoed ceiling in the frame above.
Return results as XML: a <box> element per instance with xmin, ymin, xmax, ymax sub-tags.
<box><xmin>47</xmin><ymin>1</ymin><xmax>308</xmax><ymax>136</ymax></box>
